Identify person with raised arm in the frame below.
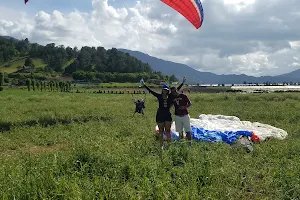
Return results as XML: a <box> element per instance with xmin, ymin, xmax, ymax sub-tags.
<box><xmin>141</xmin><ymin>77</ymin><xmax>186</xmax><ymax>149</ymax></box>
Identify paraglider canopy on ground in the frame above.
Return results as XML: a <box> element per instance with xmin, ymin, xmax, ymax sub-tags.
<box><xmin>157</xmin><ymin>114</ymin><xmax>288</xmax><ymax>143</ymax></box>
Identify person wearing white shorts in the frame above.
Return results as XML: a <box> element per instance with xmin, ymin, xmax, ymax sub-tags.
<box><xmin>170</xmin><ymin>86</ymin><xmax>192</xmax><ymax>145</ymax></box>
<box><xmin>175</xmin><ymin>114</ymin><xmax>191</xmax><ymax>135</ymax></box>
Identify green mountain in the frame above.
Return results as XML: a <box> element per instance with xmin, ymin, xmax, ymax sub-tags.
<box><xmin>0</xmin><ymin>36</ymin><xmax>177</xmax><ymax>86</ymax></box>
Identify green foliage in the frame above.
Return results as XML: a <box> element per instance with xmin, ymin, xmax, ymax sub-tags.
<box><xmin>0</xmin><ymin>36</ymin><xmax>172</xmax><ymax>84</ymax></box>
<box><xmin>49</xmin><ymin>81</ymin><xmax>54</xmax><ymax>91</ymax></box>
<box><xmin>65</xmin><ymin>81</ymin><xmax>71</xmax><ymax>92</ymax></box>
<box><xmin>169</xmin><ymin>74</ymin><xmax>178</xmax><ymax>82</ymax></box>
<box><xmin>25</xmin><ymin>79</ymin><xmax>31</xmax><ymax>91</ymax></box>
<box><xmin>24</xmin><ymin>57</ymin><xmax>33</xmax><ymax>67</ymax></box>
<box><xmin>0</xmin><ymin>72</ymin><xmax>4</xmax><ymax>86</ymax></box>
<box><xmin>36</xmin><ymin>80</ymin><xmax>40</xmax><ymax>90</ymax></box>
<box><xmin>63</xmin><ymin>47</ymin><xmax>153</xmax><ymax>75</ymax></box>
<box><xmin>0</xmin><ymin>37</ymin><xmax>19</xmax><ymax>64</ymax></box>
<box><xmin>0</xmin><ymin>37</ymin><xmax>152</xmax><ymax>75</ymax></box>
<box><xmin>22</xmin><ymin>79</ymin><xmax>72</xmax><ymax>93</ymax></box>
<box><xmin>24</xmin><ymin>79</ymin><xmax>65</xmax><ymax>92</ymax></box>
<box><xmin>72</xmin><ymin>71</ymin><xmax>154</xmax><ymax>83</ymax></box>
<box><xmin>55</xmin><ymin>82</ymin><xmax>59</xmax><ymax>91</ymax></box>
<box><xmin>8</xmin><ymin>72</ymin><xmax>47</xmax><ymax>81</ymax></box>
<box><xmin>31</xmin><ymin>79</ymin><xmax>36</xmax><ymax>91</ymax></box>
<box><xmin>40</xmin><ymin>81</ymin><xmax>43</xmax><ymax>91</ymax></box>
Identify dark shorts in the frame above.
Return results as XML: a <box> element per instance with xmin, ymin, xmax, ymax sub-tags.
<box><xmin>156</xmin><ymin>110</ymin><xmax>172</xmax><ymax>123</ymax></box>
<box><xmin>135</xmin><ymin>108</ymin><xmax>144</xmax><ymax>114</ymax></box>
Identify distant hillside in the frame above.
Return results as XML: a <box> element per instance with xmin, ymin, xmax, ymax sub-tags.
<box><xmin>0</xmin><ymin>57</ymin><xmax>46</xmax><ymax>73</ymax></box>
<box><xmin>2</xmin><ymin>35</ymin><xmax>298</xmax><ymax>85</ymax></box>
<box><xmin>2</xmin><ymin>36</ymin><xmax>19</xmax><ymax>41</ymax></box>
<box><xmin>118</xmin><ymin>49</ymin><xmax>300</xmax><ymax>84</ymax></box>
<box><xmin>0</xmin><ymin>36</ymin><xmax>177</xmax><ymax>85</ymax></box>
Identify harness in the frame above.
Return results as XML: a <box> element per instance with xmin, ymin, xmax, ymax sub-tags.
<box><xmin>135</xmin><ymin>100</ymin><xmax>145</xmax><ymax>113</ymax></box>
<box><xmin>132</xmin><ymin>94</ymin><xmax>146</xmax><ymax>115</ymax></box>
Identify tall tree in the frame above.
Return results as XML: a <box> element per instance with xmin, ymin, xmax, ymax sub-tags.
<box><xmin>169</xmin><ymin>75</ymin><xmax>178</xmax><ymax>82</ymax></box>
<box><xmin>0</xmin><ymin>72</ymin><xmax>4</xmax><ymax>86</ymax></box>
<box><xmin>26</xmin><ymin>79</ymin><xmax>31</xmax><ymax>91</ymax></box>
<box><xmin>31</xmin><ymin>79</ymin><xmax>36</xmax><ymax>91</ymax></box>
<box><xmin>36</xmin><ymin>80</ymin><xmax>40</xmax><ymax>90</ymax></box>
<box><xmin>24</xmin><ymin>57</ymin><xmax>33</xmax><ymax>67</ymax></box>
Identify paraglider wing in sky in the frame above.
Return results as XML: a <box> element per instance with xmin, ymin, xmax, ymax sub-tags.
<box><xmin>161</xmin><ymin>0</ymin><xmax>204</xmax><ymax>29</ymax></box>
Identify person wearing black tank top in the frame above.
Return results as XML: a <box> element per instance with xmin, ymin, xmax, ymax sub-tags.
<box><xmin>142</xmin><ymin>78</ymin><xmax>185</xmax><ymax>149</ymax></box>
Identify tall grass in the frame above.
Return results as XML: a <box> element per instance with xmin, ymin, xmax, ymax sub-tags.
<box><xmin>0</xmin><ymin>90</ymin><xmax>299</xmax><ymax>199</ymax></box>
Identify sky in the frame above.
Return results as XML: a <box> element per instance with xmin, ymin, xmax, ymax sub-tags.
<box><xmin>0</xmin><ymin>0</ymin><xmax>300</xmax><ymax>77</ymax></box>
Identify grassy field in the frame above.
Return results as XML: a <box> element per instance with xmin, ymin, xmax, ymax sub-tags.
<box><xmin>0</xmin><ymin>89</ymin><xmax>300</xmax><ymax>199</ymax></box>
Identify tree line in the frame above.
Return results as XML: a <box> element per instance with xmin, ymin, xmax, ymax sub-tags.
<box><xmin>0</xmin><ymin>36</ymin><xmax>178</xmax><ymax>84</ymax></box>
<box><xmin>71</xmin><ymin>71</ymin><xmax>177</xmax><ymax>82</ymax></box>
<box><xmin>24</xmin><ymin>79</ymin><xmax>72</xmax><ymax>92</ymax></box>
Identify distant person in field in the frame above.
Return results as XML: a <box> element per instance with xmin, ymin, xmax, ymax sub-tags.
<box><xmin>170</xmin><ymin>81</ymin><xmax>192</xmax><ymax>146</ymax></box>
<box><xmin>142</xmin><ymin>79</ymin><xmax>184</xmax><ymax>149</ymax></box>
<box><xmin>131</xmin><ymin>94</ymin><xmax>146</xmax><ymax>116</ymax></box>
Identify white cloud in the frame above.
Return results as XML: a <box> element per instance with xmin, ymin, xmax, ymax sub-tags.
<box><xmin>0</xmin><ymin>6</ymin><xmax>24</xmax><ymax>21</ymax></box>
<box><xmin>224</xmin><ymin>0</ymin><xmax>255</xmax><ymax>4</ymax></box>
<box><xmin>0</xmin><ymin>0</ymin><xmax>300</xmax><ymax>77</ymax></box>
